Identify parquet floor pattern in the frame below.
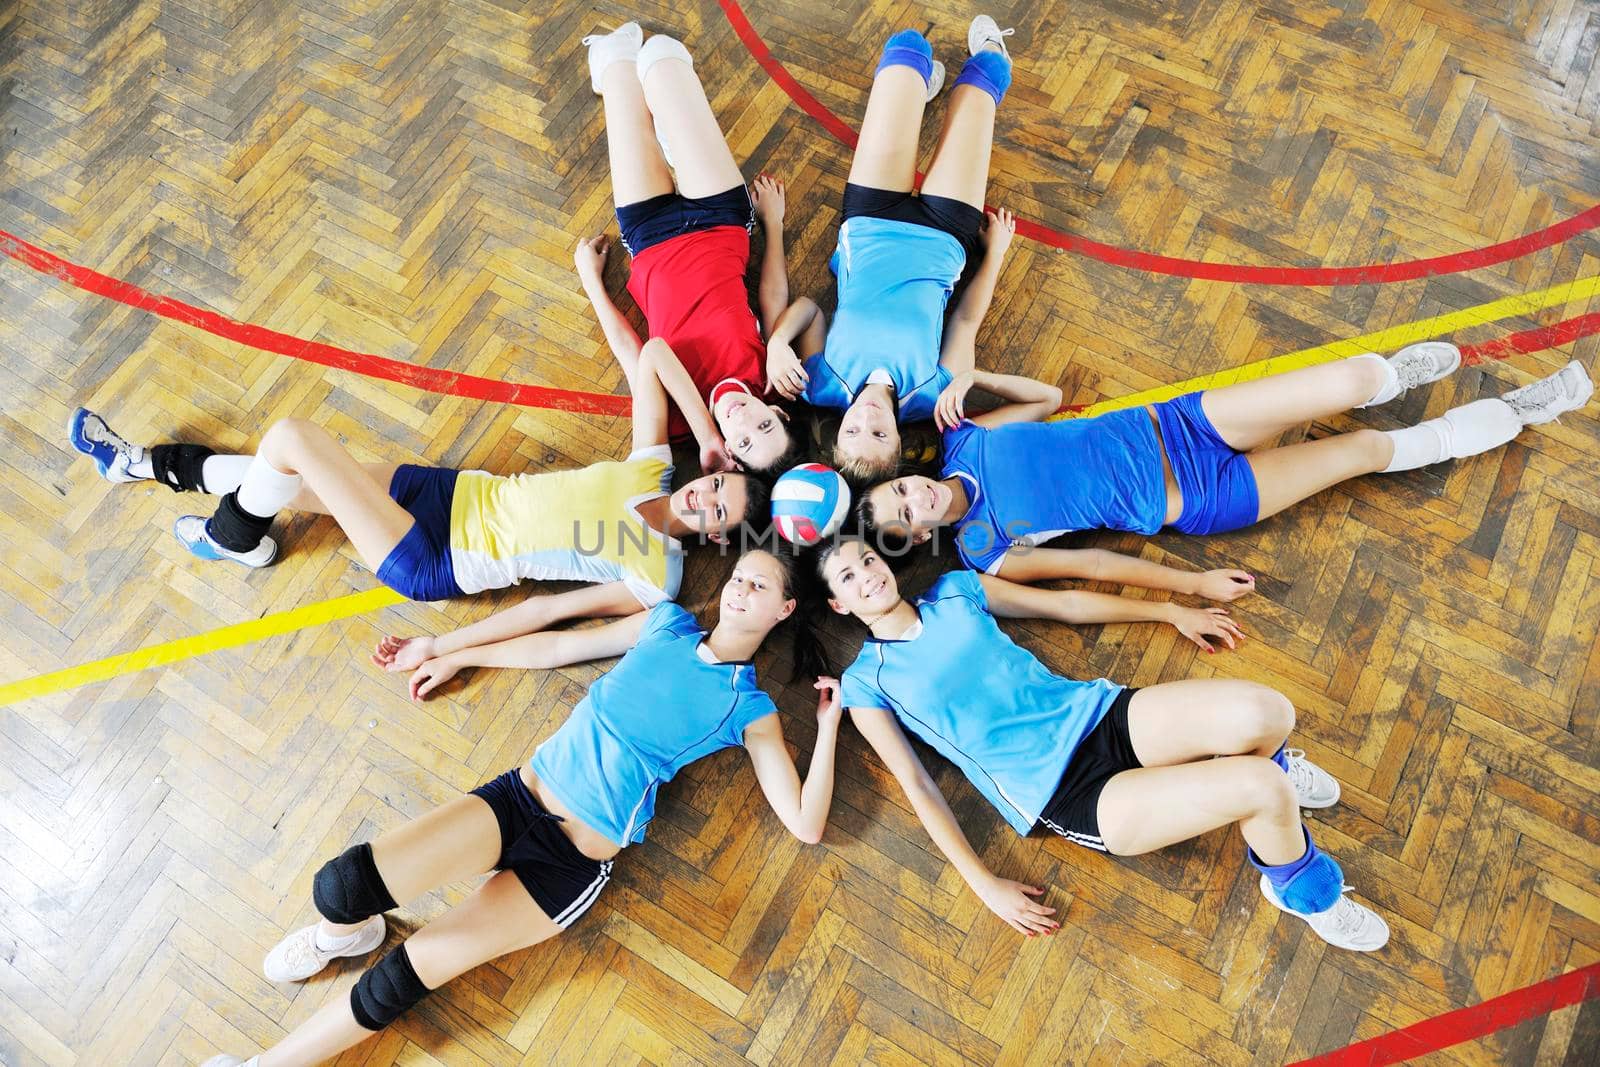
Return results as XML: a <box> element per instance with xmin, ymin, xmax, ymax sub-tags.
<box><xmin>1</xmin><ymin>1</ymin><xmax>1598</xmax><ymax>1064</ymax></box>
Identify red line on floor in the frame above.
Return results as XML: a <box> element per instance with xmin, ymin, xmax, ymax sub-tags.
<box><xmin>0</xmin><ymin>230</ymin><xmax>630</xmax><ymax>417</ymax></box>
<box><xmin>718</xmin><ymin>0</ymin><xmax>1600</xmax><ymax>286</ymax></box>
<box><xmin>1290</xmin><ymin>961</ymin><xmax>1600</xmax><ymax>1066</ymax></box>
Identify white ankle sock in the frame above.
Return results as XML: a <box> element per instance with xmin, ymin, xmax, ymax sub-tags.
<box><xmin>313</xmin><ymin>925</ymin><xmax>364</xmax><ymax>952</ymax></box>
<box><xmin>200</xmin><ymin>454</ymin><xmax>253</xmax><ymax>495</ymax></box>
<box><xmin>235</xmin><ymin>456</ymin><xmax>303</xmax><ymax>519</ymax></box>
<box><xmin>1353</xmin><ymin>352</ymin><xmax>1401</xmax><ymax>408</ymax></box>
<box><xmin>127</xmin><ymin>454</ymin><xmax>154</xmax><ymax>479</ymax></box>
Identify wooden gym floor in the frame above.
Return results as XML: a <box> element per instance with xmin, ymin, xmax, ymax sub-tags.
<box><xmin>2</xmin><ymin>1</ymin><xmax>1599</xmax><ymax>1064</ymax></box>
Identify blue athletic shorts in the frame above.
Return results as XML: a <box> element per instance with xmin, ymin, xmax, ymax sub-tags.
<box><xmin>376</xmin><ymin>465</ymin><xmax>462</xmax><ymax>601</ymax></box>
<box><xmin>1154</xmin><ymin>392</ymin><xmax>1261</xmax><ymax>535</ymax></box>
<box><xmin>615</xmin><ymin>183</ymin><xmax>754</xmax><ymax>256</ymax></box>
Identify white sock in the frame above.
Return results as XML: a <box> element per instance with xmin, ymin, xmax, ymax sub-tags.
<box><xmin>127</xmin><ymin>454</ymin><xmax>154</xmax><ymax>479</ymax></box>
<box><xmin>234</xmin><ymin>455</ymin><xmax>303</xmax><ymax>519</ymax></box>
<box><xmin>201</xmin><ymin>454</ymin><xmax>254</xmax><ymax>495</ymax></box>
<box><xmin>1382</xmin><ymin>398</ymin><xmax>1521</xmax><ymax>472</ymax></box>
<box><xmin>313</xmin><ymin>925</ymin><xmax>364</xmax><ymax>952</ymax></box>
<box><xmin>1380</xmin><ymin>421</ymin><xmax>1447</xmax><ymax>471</ymax></box>
<box><xmin>1353</xmin><ymin>352</ymin><xmax>1401</xmax><ymax>408</ymax></box>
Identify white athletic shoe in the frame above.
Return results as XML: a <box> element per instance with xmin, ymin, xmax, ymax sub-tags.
<box><xmin>68</xmin><ymin>407</ymin><xmax>147</xmax><ymax>483</ymax></box>
<box><xmin>173</xmin><ymin>515</ymin><xmax>278</xmax><ymax>568</ymax></box>
<box><xmin>263</xmin><ymin>914</ymin><xmax>386</xmax><ymax>983</ymax></box>
<box><xmin>1284</xmin><ymin>750</ymin><xmax>1340</xmax><ymax>809</ymax></box>
<box><xmin>583</xmin><ymin>21</ymin><xmax>643</xmax><ymax>94</ymax></box>
<box><xmin>925</xmin><ymin>59</ymin><xmax>946</xmax><ymax>101</ymax></box>
<box><xmin>201</xmin><ymin>1056</ymin><xmax>258</xmax><ymax>1067</ymax></box>
<box><xmin>967</xmin><ymin>14</ymin><xmax>1016</xmax><ymax>58</ymax></box>
<box><xmin>1388</xmin><ymin>341</ymin><xmax>1461</xmax><ymax>394</ymax></box>
<box><xmin>1259</xmin><ymin>877</ymin><xmax>1390</xmax><ymax>952</ymax></box>
<box><xmin>1502</xmin><ymin>360</ymin><xmax>1595</xmax><ymax>425</ymax></box>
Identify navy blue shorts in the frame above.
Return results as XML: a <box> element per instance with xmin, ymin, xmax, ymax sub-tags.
<box><xmin>1036</xmin><ymin>687</ymin><xmax>1140</xmax><ymax>851</ymax></box>
<box><xmin>1155</xmin><ymin>392</ymin><xmax>1261</xmax><ymax>535</ymax></box>
<box><xmin>842</xmin><ymin>182</ymin><xmax>985</xmax><ymax>267</ymax></box>
<box><xmin>471</xmin><ymin>768</ymin><xmax>612</xmax><ymax>928</ymax></box>
<box><xmin>376</xmin><ymin>465</ymin><xmax>462</xmax><ymax>601</ymax></box>
<box><xmin>615</xmin><ymin>183</ymin><xmax>754</xmax><ymax>256</ymax></box>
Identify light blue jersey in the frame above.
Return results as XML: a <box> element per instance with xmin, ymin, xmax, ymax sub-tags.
<box><xmin>840</xmin><ymin>570</ymin><xmax>1122</xmax><ymax>835</ymax></box>
<box><xmin>529</xmin><ymin>602</ymin><xmax>777</xmax><ymax>846</ymax></box>
<box><xmin>801</xmin><ymin>217</ymin><xmax>966</xmax><ymax>422</ymax></box>
<box><xmin>943</xmin><ymin>415</ymin><xmax>1168</xmax><ymax>573</ymax></box>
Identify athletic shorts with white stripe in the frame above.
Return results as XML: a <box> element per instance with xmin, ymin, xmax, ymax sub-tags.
<box><xmin>1035</xmin><ymin>687</ymin><xmax>1142</xmax><ymax>852</ymax></box>
<box><xmin>471</xmin><ymin>768</ymin><xmax>611</xmax><ymax>928</ymax></box>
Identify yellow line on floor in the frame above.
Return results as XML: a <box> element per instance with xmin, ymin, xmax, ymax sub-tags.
<box><xmin>0</xmin><ymin>587</ymin><xmax>406</xmax><ymax>707</ymax></box>
<box><xmin>1064</xmin><ymin>273</ymin><xmax>1600</xmax><ymax>417</ymax></box>
<box><xmin>5</xmin><ymin>273</ymin><xmax>1598</xmax><ymax>705</ymax></box>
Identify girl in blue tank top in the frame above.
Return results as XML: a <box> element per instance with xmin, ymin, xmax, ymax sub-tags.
<box><xmin>858</xmin><ymin>343</ymin><xmax>1584</xmax><ymax>584</ymax></box>
<box><xmin>817</xmin><ymin>540</ymin><xmax>1389</xmax><ymax>953</ymax></box>
<box><xmin>210</xmin><ymin>550</ymin><xmax>844</xmax><ymax>1067</ymax></box>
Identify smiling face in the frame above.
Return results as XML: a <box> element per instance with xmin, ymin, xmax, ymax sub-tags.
<box><xmin>719</xmin><ymin>550</ymin><xmax>796</xmax><ymax>632</ymax></box>
<box><xmin>819</xmin><ymin>540</ymin><xmax>900</xmax><ymax>619</ymax></box>
<box><xmin>669</xmin><ymin>471</ymin><xmax>750</xmax><ymax>543</ymax></box>
<box><xmin>863</xmin><ymin>475</ymin><xmax>949</xmax><ymax>542</ymax></box>
<box><xmin>714</xmin><ymin>388</ymin><xmax>792</xmax><ymax>471</ymax></box>
<box><xmin>832</xmin><ymin>392</ymin><xmax>901</xmax><ymax>478</ymax></box>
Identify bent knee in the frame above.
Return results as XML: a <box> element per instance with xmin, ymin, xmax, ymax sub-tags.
<box><xmin>1239</xmin><ymin>758</ymin><xmax>1298</xmax><ymax>817</ymax></box>
<box><xmin>262</xmin><ymin>416</ymin><xmax>324</xmax><ymax>455</ymax></box>
<box><xmin>1239</xmin><ymin>683</ymin><xmax>1294</xmax><ymax>745</ymax></box>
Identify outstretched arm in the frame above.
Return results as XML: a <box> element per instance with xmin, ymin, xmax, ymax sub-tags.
<box><xmin>934</xmin><ymin>369</ymin><xmax>1063</xmax><ymax>431</ymax></box>
<box><xmin>994</xmin><ymin>546</ymin><xmax>1256</xmax><ymax>602</ymax></box>
<box><xmin>575</xmin><ymin>235</ymin><xmax>645</xmax><ymax>382</ymax></box>
<box><xmin>400</xmin><ymin>608</ymin><xmax>650</xmax><ymax>701</ymax></box>
<box><xmin>977</xmin><ymin>572</ymin><xmax>1246</xmax><ymax>653</ymax></box>
<box><xmin>765</xmin><ymin>297</ymin><xmax>827</xmax><ymax>400</ymax></box>
<box><xmin>850</xmin><ymin>706</ymin><xmax>1058</xmax><ymax>936</ymax></box>
<box><xmin>938</xmin><ymin>208</ymin><xmax>1017</xmax><ymax>377</ymax></box>
<box><xmin>743</xmin><ymin>678</ymin><xmax>844</xmax><ymax>843</ymax></box>
<box><xmin>752</xmin><ymin>176</ymin><xmax>790</xmax><ymax>336</ymax></box>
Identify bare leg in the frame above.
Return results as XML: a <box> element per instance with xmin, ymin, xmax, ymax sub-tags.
<box><xmin>918</xmin><ymin>84</ymin><xmax>997</xmax><ymax>208</ymax></box>
<box><xmin>1198</xmin><ymin>356</ymin><xmax>1388</xmax><ymax>452</ymax></box>
<box><xmin>1095</xmin><ymin>757</ymin><xmax>1305</xmax><ymax>864</ymax></box>
<box><xmin>848</xmin><ymin>65</ymin><xmax>928</xmax><ymax>192</ymax></box>
<box><xmin>253</xmin><ymin>418</ymin><xmax>416</xmax><ymax>571</ymax></box>
<box><xmin>259</xmin><ymin>871</ymin><xmax>559</xmax><ymax>1067</ymax></box>
<box><xmin>285</xmin><ymin>462</ymin><xmax>397</xmax><ymax>515</ymax></box>
<box><xmin>1123</xmin><ymin>679</ymin><xmax>1293</xmax><ymax>766</ymax></box>
<box><xmin>639</xmin><ymin>54</ymin><xmax>744</xmax><ymax>199</ymax></box>
<box><xmin>601</xmin><ymin>61</ymin><xmax>674</xmax><ymax>208</ymax></box>
<box><xmin>1244</xmin><ymin>428</ymin><xmax>1393</xmax><ymax>523</ymax></box>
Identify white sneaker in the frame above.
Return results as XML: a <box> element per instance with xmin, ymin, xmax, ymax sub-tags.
<box><xmin>173</xmin><ymin>515</ymin><xmax>278</xmax><ymax>568</ymax></box>
<box><xmin>925</xmin><ymin>59</ymin><xmax>946</xmax><ymax>101</ymax></box>
<box><xmin>263</xmin><ymin>914</ymin><xmax>385</xmax><ymax>982</ymax></box>
<box><xmin>583</xmin><ymin>22</ymin><xmax>643</xmax><ymax>94</ymax></box>
<box><xmin>1502</xmin><ymin>360</ymin><xmax>1594</xmax><ymax>425</ymax></box>
<box><xmin>1284</xmin><ymin>750</ymin><xmax>1340</xmax><ymax>808</ymax></box>
<box><xmin>1388</xmin><ymin>341</ymin><xmax>1461</xmax><ymax>393</ymax></box>
<box><xmin>967</xmin><ymin>14</ymin><xmax>1016</xmax><ymax>58</ymax></box>
<box><xmin>1259</xmin><ymin>877</ymin><xmax>1390</xmax><ymax>952</ymax></box>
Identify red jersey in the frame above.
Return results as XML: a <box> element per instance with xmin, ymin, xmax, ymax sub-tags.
<box><xmin>627</xmin><ymin>226</ymin><xmax>766</xmax><ymax>439</ymax></box>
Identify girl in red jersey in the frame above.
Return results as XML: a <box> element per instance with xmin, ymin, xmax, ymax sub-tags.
<box><xmin>577</xmin><ymin>23</ymin><xmax>803</xmax><ymax>474</ymax></box>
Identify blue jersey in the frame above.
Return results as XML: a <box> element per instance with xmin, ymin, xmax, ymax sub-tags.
<box><xmin>801</xmin><ymin>217</ymin><xmax>967</xmax><ymax>422</ymax></box>
<box><xmin>943</xmin><ymin>414</ymin><xmax>1168</xmax><ymax>573</ymax></box>
<box><xmin>839</xmin><ymin>571</ymin><xmax>1123</xmax><ymax>835</ymax></box>
<box><xmin>529</xmin><ymin>602</ymin><xmax>777</xmax><ymax>846</ymax></box>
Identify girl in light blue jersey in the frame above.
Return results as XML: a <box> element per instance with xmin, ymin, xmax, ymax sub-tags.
<box><xmin>818</xmin><ymin>539</ymin><xmax>1390</xmax><ymax>953</ymax></box>
<box><xmin>859</xmin><ymin>347</ymin><xmax>1594</xmax><ymax>580</ymax></box>
<box><xmin>763</xmin><ymin>18</ymin><xmax>1020</xmax><ymax>484</ymax></box>
<box><xmin>203</xmin><ymin>549</ymin><xmax>841</xmax><ymax>1067</ymax></box>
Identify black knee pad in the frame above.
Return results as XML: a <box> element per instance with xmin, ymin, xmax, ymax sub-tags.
<box><xmin>350</xmin><ymin>943</ymin><xmax>431</xmax><ymax>1031</ymax></box>
<box><xmin>148</xmin><ymin>443</ymin><xmax>215</xmax><ymax>492</ymax></box>
<box><xmin>207</xmin><ymin>490</ymin><xmax>273</xmax><ymax>551</ymax></box>
<box><xmin>312</xmin><ymin>842</ymin><xmax>397</xmax><ymax>926</ymax></box>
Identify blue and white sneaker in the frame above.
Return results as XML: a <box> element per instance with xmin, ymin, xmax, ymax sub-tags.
<box><xmin>68</xmin><ymin>407</ymin><xmax>146</xmax><ymax>482</ymax></box>
<box><xmin>173</xmin><ymin>515</ymin><xmax>277</xmax><ymax>568</ymax></box>
<box><xmin>1260</xmin><ymin>877</ymin><xmax>1389</xmax><ymax>952</ymax></box>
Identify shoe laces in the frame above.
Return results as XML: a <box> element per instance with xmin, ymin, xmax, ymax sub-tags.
<box><xmin>1327</xmin><ymin>887</ymin><xmax>1370</xmax><ymax>936</ymax></box>
<box><xmin>985</xmin><ymin>25</ymin><xmax>1016</xmax><ymax>58</ymax></box>
<box><xmin>1393</xmin><ymin>351</ymin><xmax>1448</xmax><ymax>391</ymax></box>
<box><xmin>1283</xmin><ymin>748</ymin><xmax>1317</xmax><ymax>793</ymax></box>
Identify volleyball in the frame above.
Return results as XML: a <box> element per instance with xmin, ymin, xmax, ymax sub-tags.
<box><xmin>771</xmin><ymin>463</ymin><xmax>851</xmax><ymax>546</ymax></box>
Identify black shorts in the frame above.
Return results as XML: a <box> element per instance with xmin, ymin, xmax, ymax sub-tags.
<box><xmin>1036</xmin><ymin>688</ymin><xmax>1141</xmax><ymax>851</ymax></box>
<box><xmin>615</xmin><ymin>183</ymin><xmax>754</xmax><ymax>256</ymax></box>
<box><xmin>470</xmin><ymin>768</ymin><xmax>612</xmax><ymax>928</ymax></box>
<box><xmin>842</xmin><ymin>182</ymin><xmax>985</xmax><ymax>266</ymax></box>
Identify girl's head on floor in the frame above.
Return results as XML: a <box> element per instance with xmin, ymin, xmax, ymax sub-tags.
<box><xmin>816</xmin><ymin>538</ymin><xmax>902</xmax><ymax>620</ymax></box>
<box><xmin>832</xmin><ymin>388</ymin><xmax>902</xmax><ymax>482</ymax></box>
<box><xmin>717</xmin><ymin>548</ymin><xmax>797</xmax><ymax>635</ymax></box>
<box><xmin>669</xmin><ymin>471</ymin><xmax>772</xmax><ymax>544</ymax></box>
<box><xmin>712</xmin><ymin>380</ymin><xmax>795</xmax><ymax>473</ymax></box>
<box><xmin>858</xmin><ymin>474</ymin><xmax>951</xmax><ymax>545</ymax></box>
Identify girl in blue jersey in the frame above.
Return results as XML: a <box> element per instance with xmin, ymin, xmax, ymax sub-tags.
<box><xmin>818</xmin><ymin>539</ymin><xmax>1390</xmax><ymax>952</ymax></box>
<box><xmin>763</xmin><ymin>18</ymin><xmax>1020</xmax><ymax>484</ymax></box>
<box><xmin>858</xmin><ymin>348</ymin><xmax>1594</xmax><ymax>578</ymax></box>
<box><xmin>202</xmin><ymin>549</ymin><xmax>841</xmax><ymax>1067</ymax></box>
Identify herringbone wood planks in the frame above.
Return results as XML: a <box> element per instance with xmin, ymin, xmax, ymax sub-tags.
<box><xmin>1</xmin><ymin>0</ymin><xmax>1598</xmax><ymax>1064</ymax></box>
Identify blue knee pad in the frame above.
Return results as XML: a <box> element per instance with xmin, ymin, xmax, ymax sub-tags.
<box><xmin>953</xmin><ymin>49</ymin><xmax>1012</xmax><ymax>105</ymax></box>
<box><xmin>876</xmin><ymin>29</ymin><xmax>934</xmax><ymax>85</ymax></box>
<box><xmin>313</xmin><ymin>842</ymin><xmax>398</xmax><ymax>926</ymax></box>
<box><xmin>350</xmin><ymin>943</ymin><xmax>431</xmax><ymax>1031</ymax></box>
<box><xmin>1252</xmin><ymin>828</ymin><xmax>1343</xmax><ymax>915</ymax></box>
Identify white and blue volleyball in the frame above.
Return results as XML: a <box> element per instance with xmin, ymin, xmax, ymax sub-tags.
<box><xmin>771</xmin><ymin>462</ymin><xmax>851</xmax><ymax>546</ymax></box>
